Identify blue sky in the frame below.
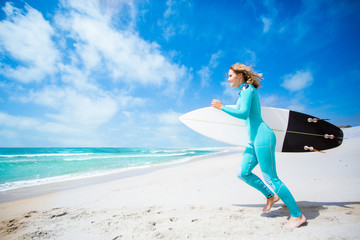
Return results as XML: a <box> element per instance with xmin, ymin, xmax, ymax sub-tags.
<box><xmin>0</xmin><ymin>0</ymin><xmax>359</xmax><ymax>147</ymax></box>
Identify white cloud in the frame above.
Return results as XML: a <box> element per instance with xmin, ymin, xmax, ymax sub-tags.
<box><xmin>260</xmin><ymin>94</ymin><xmax>283</xmax><ymax>107</ymax></box>
<box><xmin>158</xmin><ymin>0</ymin><xmax>191</xmax><ymax>41</ymax></box>
<box><xmin>0</xmin><ymin>109</ymin><xmax>116</xmax><ymax>146</ymax></box>
<box><xmin>99</xmin><ymin>109</ymin><xmax>189</xmax><ymax>147</ymax></box>
<box><xmin>0</xmin><ymin>112</ymin><xmax>42</xmax><ymax>129</ymax></box>
<box><xmin>58</xmin><ymin>64</ymin><xmax>98</xmax><ymax>91</ymax></box>
<box><xmin>161</xmin><ymin>24</ymin><xmax>176</xmax><ymax>40</ymax></box>
<box><xmin>197</xmin><ymin>50</ymin><xmax>222</xmax><ymax>88</ymax></box>
<box><xmin>260</xmin><ymin>93</ymin><xmax>308</xmax><ymax>113</ymax></box>
<box><xmin>0</xmin><ymin>129</ymin><xmax>17</xmax><ymax>139</ymax></box>
<box><xmin>19</xmin><ymin>85</ymin><xmax>118</xmax><ymax>128</ymax></box>
<box><xmin>281</xmin><ymin>70</ymin><xmax>313</xmax><ymax>92</ymax></box>
<box><xmin>147</xmin><ymin>110</ymin><xmax>192</xmax><ymax>146</ymax></box>
<box><xmin>209</xmin><ymin>51</ymin><xmax>222</xmax><ymax>68</ymax></box>
<box><xmin>197</xmin><ymin>66</ymin><xmax>211</xmax><ymax>88</ymax></box>
<box><xmin>245</xmin><ymin>49</ymin><xmax>257</xmax><ymax>65</ymax></box>
<box><xmin>287</xmin><ymin>102</ymin><xmax>306</xmax><ymax>112</ymax></box>
<box><xmin>286</xmin><ymin>93</ymin><xmax>308</xmax><ymax>112</ymax></box>
<box><xmin>0</xmin><ymin>2</ymin><xmax>59</xmax><ymax>83</ymax></box>
<box><xmin>249</xmin><ymin>0</ymin><xmax>276</xmax><ymax>34</ymax></box>
<box><xmin>158</xmin><ymin>110</ymin><xmax>182</xmax><ymax>125</ymax></box>
<box><xmin>164</xmin><ymin>0</ymin><xmax>176</xmax><ymax>18</ymax></box>
<box><xmin>235</xmin><ymin>49</ymin><xmax>257</xmax><ymax>66</ymax></box>
<box><xmin>261</xmin><ymin>16</ymin><xmax>272</xmax><ymax>33</ymax></box>
<box><xmin>49</xmin><ymin>89</ymin><xmax>117</xmax><ymax>127</ymax></box>
<box><xmin>56</xmin><ymin>0</ymin><xmax>188</xmax><ymax>89</ymax></box>
<box><xmin>221</xmin><ymin>81</ymin><xmax>238</xmax><ymax>103</ymax></box>
<box><xmin>0</xmin><ymin>0</ymin><xmax>195</xmax><ymax>147</ymax></box>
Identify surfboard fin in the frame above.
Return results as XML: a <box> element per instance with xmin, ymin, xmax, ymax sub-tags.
<box><xmin>304</xmin><ymin>145</ymin><xmax>325</xmax><ymax>153</ymax></box>
<box><xmin>307</xmin><ymin>118</ymin><xmax>331</xmax><ymax>123</ymax></box>
<box><xmin>324</xmin><ymin>134</ymin><xmax>334</xmax><ymax>139</ymax></box>
<box><xmin>324</xmin><ymin>134</ymin><xmax>345</xmax><ymax>140</ymax></box>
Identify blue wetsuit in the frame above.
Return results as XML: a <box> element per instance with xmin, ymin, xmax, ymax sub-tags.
<box><xmin>222</xmin><ymin>83</ymin><xmax>301</xmax><ymax>217</ymax></box>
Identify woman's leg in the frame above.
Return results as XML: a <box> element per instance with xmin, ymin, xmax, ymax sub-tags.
<box><xmin>237</xmin><ymin>145</ymin><xmax>274</xmax><ymax>199</ymax></box>
<box><xmin>255</xmin><ymin>145</ymin><xmax>302</xmax><ymax>217</ymax></box>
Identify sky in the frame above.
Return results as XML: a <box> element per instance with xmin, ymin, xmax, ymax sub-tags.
<box><xmin>0</xmin><ymin>0</ymin><xmax>359</xmax><ymax>147</ymax></box>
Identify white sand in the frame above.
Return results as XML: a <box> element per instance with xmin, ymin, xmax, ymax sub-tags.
<box><xmin>1</xmin><ymin>127</ymin><xmax>360</xmax><ymax>239</ymax></box>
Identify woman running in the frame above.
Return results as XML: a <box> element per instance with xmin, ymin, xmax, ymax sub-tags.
<box><xmin>211</xmin><ymin>63</ymin><xmax>306</xmax><ymax>228</ymax></box>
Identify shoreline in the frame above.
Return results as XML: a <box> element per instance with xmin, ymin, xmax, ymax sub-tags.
<box><xmin>1</xmin><ymin>129</ymin><xmax>359</xmax><ymax>239</ymax></box>
<box><xmin>0</xmin><ymin>148</ymin><xmax>242</xmax><ymax>203</ymax></box>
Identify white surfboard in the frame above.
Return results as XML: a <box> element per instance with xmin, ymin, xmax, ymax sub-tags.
<box><xmin>180</xmin><ymin>106</ymin><xmax>288</xmax><ymax>152</ymax></box>
<box><xmin>179</xmin><ymin>106</ymin><xmax>343</xmax><ymax>152</ymax></box>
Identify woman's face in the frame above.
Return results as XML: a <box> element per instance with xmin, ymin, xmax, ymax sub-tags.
<box><xmin>228</xmin><ymin>69</ymin><xmax>243</xmax><ymax>88</ymax></box>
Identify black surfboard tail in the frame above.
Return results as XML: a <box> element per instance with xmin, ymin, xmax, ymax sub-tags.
<box><xmin>282</xmin><ymin>110</ymin><xmax>344</xmax><ymax>152</ymax></box>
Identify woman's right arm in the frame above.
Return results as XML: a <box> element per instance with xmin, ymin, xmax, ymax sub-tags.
<box><xmin>221</xmin><ymin>86</ymin><xmax>254</xmax><ymax>120</ymax></box>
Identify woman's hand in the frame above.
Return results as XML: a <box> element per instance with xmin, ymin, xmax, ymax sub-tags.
<box><xmin>211</xmin><ymin>99</ymin><xmax>223</xmax><ymax>110</ymax></box>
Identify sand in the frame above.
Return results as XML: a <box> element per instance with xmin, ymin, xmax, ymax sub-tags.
<box><xmin>1</xmin><ymin>127</ymin><xmax>360</xmax><ymax>240</ymax></box>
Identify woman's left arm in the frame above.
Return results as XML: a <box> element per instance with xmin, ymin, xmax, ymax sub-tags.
<box><xmin>221</xmin><ymin>87</ymin><xmax>254</xmax><ymax>120</ymax></box>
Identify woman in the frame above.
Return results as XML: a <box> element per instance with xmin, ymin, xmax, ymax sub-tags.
<box><xmin>211</xmin><ymin>63</ymin><xmax>306</xmax><ymax>228</ymax></box>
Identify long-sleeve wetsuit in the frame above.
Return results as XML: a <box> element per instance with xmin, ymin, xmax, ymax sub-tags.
<box><xmin>221</xmin><ymin>82</ymin><xmax>301</xmax><ymax>217</ymax></box>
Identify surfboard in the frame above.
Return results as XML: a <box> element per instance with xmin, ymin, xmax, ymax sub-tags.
<box><xmin>179</xmin><ymin>106</ymin><xmax>343</xmax><ymax>152</ymax></box>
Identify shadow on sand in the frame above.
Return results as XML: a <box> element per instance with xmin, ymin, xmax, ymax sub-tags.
<box><xmin>233</xmin><ymin>201</ymin><xmax>360</xmax><ymax>220</ymax></box>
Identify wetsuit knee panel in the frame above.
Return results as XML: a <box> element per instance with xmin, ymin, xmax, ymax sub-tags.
<box><xmin>262</xmin><ymin>172</ymin><xmax>283</xmax><ymax>192</ymax></box>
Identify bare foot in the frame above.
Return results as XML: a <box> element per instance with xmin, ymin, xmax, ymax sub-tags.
<box><xmin>285</xmin><ymin>214</ymin><xmax>307</xmax><ymax>228</ymax></box>
<box><xmin>263</xmin><ymin>194</ymin><xmax>280</xmax><ymax>213</ymax></box>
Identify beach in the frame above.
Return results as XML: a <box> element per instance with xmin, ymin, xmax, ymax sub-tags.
<box><xmin>1</xmin><ymin>127</ymin><xmax>360</xmax><ymax>239</ymax></box>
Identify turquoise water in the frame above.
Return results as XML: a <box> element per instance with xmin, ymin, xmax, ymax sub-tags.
<box><xmin>0</xmin><ymin>147</ymin><xmax>224</xmax><ymax>192</ymax></box>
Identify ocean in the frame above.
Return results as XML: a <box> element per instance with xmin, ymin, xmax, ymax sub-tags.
<box><xmin>0</xmin><ymin>147</ymin><xmax>226</xmax><ymax>192</ymax></box>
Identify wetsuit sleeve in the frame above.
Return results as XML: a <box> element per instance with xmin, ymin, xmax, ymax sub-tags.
<box><xmin>221</xmin><ymin>87</ymin><xmax>253</xmax><ymax>119</ymax></box>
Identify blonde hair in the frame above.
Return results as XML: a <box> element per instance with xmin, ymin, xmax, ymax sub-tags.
<box><xmin>230</xmin><ymin>63</ymin><xmax>263</xmax><ymax>89</ymax></box>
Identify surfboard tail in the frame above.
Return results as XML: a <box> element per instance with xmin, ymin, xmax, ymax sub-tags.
<box><xmin>282</xmin><ymin>110</ymin><xmax>344</xmax><ymax>152</ymax></box>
